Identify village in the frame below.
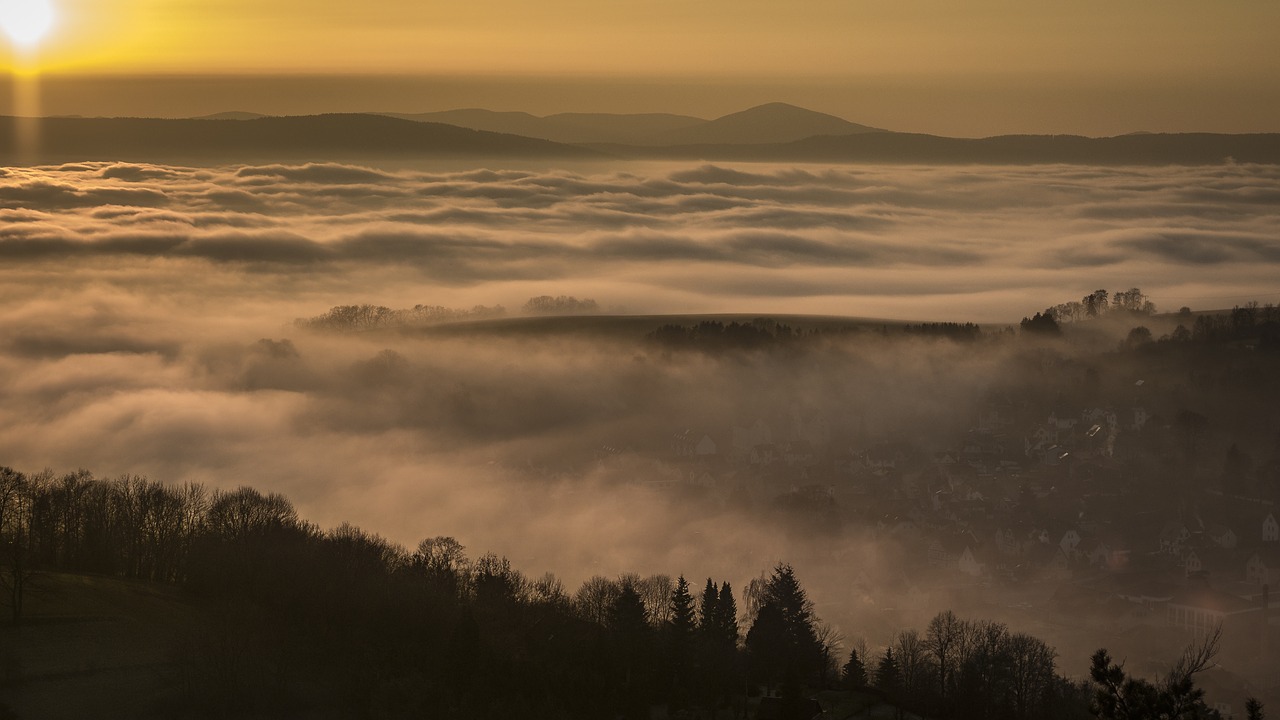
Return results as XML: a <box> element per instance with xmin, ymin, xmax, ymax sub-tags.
<box><xmin>606</xmin><ymin>381</ymin><xmax>1280</xmax><ymax>716</ymax></box>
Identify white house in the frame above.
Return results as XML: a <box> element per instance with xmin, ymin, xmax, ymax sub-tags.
<box><xmin>1246</xmin><ymin>550</ymin><xmax>1280</xmax><ymax>586</ymax></box>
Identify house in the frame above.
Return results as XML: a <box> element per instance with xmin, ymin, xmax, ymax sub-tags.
<box><xmin>995</xmin><ymin>524</ymin><xmax>1033</xmax><ymax>557</ymax></box>
<box><xmin>1166</xmin><ymin>586</ymin><xmax>1261</xmax><ymax>635</ymax></box>
<box><xmin>957</xmin><ymin>545</ymin><xmax>987</xmax><ymax>578</ymax></box>
<box><xmin>1264</xmin><ymin>512</ymin><xmax>1279</xmax><ymax>542</ymax></box>
<box><xmin>1245</xmin><ymin>549</ymin><xmax>1280</xmax><ymax>586</ymax></box>
<box><xmin>1183</xmin><ymin>547</ymin><xmax>1241</xmax><ymax>581</ymax></box>
<box><xmin>672</xmin><ymin>429</ymin><xmax>718</xmax><ymax>457</ymax></box>
<box><xmin>1019</xmin><ymin>542</ymin><xmax>1071</xmax><ymax>581</ymax></box>
<box><xmin>1080</xmin><ymin>535</ymin><xmax>1131</xmax><ymax>571</ymax></box>
<box><xmin>928</xmin><ymin>532</ymin><xmax>979</xmax><ymax>570</ymax></box>
<box><xmin>1057</xmin><ymin>528</ymin><xmax>1083</xmax><ymax>556</ymax></box>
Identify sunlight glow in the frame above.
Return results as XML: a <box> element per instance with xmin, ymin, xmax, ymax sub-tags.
<box><xmin>0</xmin><ymin>0</ymin><xmax>55</xmax><ymax>50</ymax></box>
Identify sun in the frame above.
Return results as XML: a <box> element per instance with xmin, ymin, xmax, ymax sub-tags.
<box><xmin>0</xmin><ymin>0</ymin><xmax>56</xmax><ymax>50</ymax></box>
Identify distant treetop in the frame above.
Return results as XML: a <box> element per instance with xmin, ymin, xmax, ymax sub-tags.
<box><xmin>522</xmin><ymin>295</ymin><xmax>600</xmax><ymax>315</ymax></box>
<box><xmin>1047</xmin><ymin>287</ymin><xmax>1156</xmax><ymax>323</ymax></box>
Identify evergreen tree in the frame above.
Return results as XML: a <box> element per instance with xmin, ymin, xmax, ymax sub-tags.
<box><xmin>714</xmin><ymin>581</ymin><xmax>739</xmax><ymax>648</ymax></box>
<box><xmin>608</xmin><ymin>584</ymin><xmax>653</xmax><ymax>718</ymax></box>
<box><xmin>1020</xmin><ymin>311</ymin><xmax>1061</xmax><ymax>335</ymax></box>
<box><xmin>665</xmin><ymin>575</ymin><xmax>697</xmax><ymax>710</ymax></box>
<box><xmin>745</xmin><ymin>602</ymin><xmax>789</xmax><ymax>689</ymax></box>
<box><xmin>1090</xmin><ymin>629</ymin><xmax>1221</xmax><ymax>720</ymax></box>
<box><xmin>746</xmin><ymin>565</ymin><xmax>824</xmax><ymax>689</ymax></box>
<box><xmin>876</xmin><ymin>647</ymin><xmax>901</xmax><ymax>692</ymax></box>
<box><xmin>699</xmin><ymin>578</ymin><xmax>718</xmax><ymax>635</ymax></box>
<box><xmin>1246</xmin><ymin>697</ymin><xmax>1264</xmax><ymax>720</ymax></box>
<box><xmin>668</xmin><ymin>575</ymin><xmax>696</xmax><ymax>636</ymax></box>
<box><xmin>842</xmin><ymin>647</ymin><xmax>867</xmax><ymax>689</ymax></box>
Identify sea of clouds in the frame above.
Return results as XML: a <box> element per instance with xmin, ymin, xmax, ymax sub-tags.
<box><xmin>1</xmin><ymin>160</ymin><xmax>1278</xmax><ymax>651</ymax></box>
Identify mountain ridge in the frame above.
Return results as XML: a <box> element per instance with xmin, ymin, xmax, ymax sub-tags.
<box><xmin>382</xmin><ymin>102</ymin><xmax>881</xmax><ymax>145</ymax></box>
<box><xmin>5</xmin><ymin>108</ymin><xmax>1278</xmax><ymax>165</ymax></box>
<box><xmin>0</xmin><ymin>113</ymin><xmax>600</xmax><ymax>164</ymax></box>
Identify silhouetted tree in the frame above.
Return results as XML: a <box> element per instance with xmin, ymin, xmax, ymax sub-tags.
<box><xmin>699</xmin><ymin>578</ymin><xmax>719</xmax><ymax>633</ymax></box>
<box><xmin>1123</xmin><ymin>326</ymin><xmax>1153</xmax><ymax>350</ymax></box>
<box><xmin>876</xmin><ymin>647</ymin><xmax>901</xmax><ymax>692</ymax></box>
<box><xmin>1084</xmin><ymin>289</ymin><xmax>1110</xmax><ymax>318</ymax></box>
<box><xmin>665</xmin><ymin>575</ymin><xmax>697</xmax><ymax>708</ymax></box>
<box><xmin>714</xmin><ymin>582</ymin><xmax>738</xmax><ymax>646</ymax></box>
<box><xmin>608</xmin><ymin>583</ymin><xmax>653</xmax><ymax>719</ymax></box>
<box><xmin>1089</xmin><ymin>626</ymin><xmax>1221</xmax><ymax>720</ymax></box>
<box><xmin>925</xmin><ymin>610</ymin><xmax>965</xmax><ymax>703</ymax></box>
<box><xmin>1021</xmin><ymin>311</ymin><xmax>1061</xmax><ymax>335</ymax></box>
<box><xmin>841</xmin><ymin>647</ymin><xmax>867</xmax><ymax>689</ymax></box>
<box><xmin>745</xmin><ymin>564</ymin><xmax>824</xmax><ymax>689</ymax></box>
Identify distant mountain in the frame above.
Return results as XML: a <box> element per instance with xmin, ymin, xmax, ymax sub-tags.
<box><xmin>0</xmin><ymin>113</ymin><xmax>599</xmax><ymax>164</ymax></box>
<box><xmin>385</xmin><ymin>102</ymin><xmax>882</xmax><ymax>145</ymax></box>
<box><xmin>5</xmin><ymin>111</ymin><xmax>1275</xmax><ymax>165</ymax></box>
<box><xmin>647</xmin><ymin>102</ymin><xmax>883</xmax><ymax>145</ymax></box>
<box><xmin>190</xmin><ymin>111</ymin><xmax>270</xmax><ymax>121</ymax></box>
<box><xmin>384</xmin><ymin>109</ymin><xmax>705</xmax><ymax>145</ymax></box>
<box><xmin>590</xmin><ymin>131</ymin><xmax>1280</xmax><ymax>165</ymax></box>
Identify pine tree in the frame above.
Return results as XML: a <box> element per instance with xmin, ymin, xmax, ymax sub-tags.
<box><xmin>666</xmin><ymin>575</ymin><xmax>697</xmax><ymax>710</ymax></box>
<box><xmin>842</xmin><ymin>648</ymin><xmax>867</xmax><ymax>689</ymax></box>
<box><xmin>714</xmin><ymin>581</ymin><xmax>739</xmax><ymax>648</ymax></box>
<box><xmin>669</xmin><ymin>575</ymin><xmax>696</xmax><ymax>636</ymax></box>
<box><xmin>746</xmin><ymin>565</ymin><xmax>824</xmax><ymax>690</ymax></box>
<box><xmin>699</xmin><ymin>578</ymin><xmax>719</xmax><ymax>635</ymax></box>
<box><xmin>876</xmin><ymin>647</ymin><xmax>900</xmax><ymax>692</ymax></box>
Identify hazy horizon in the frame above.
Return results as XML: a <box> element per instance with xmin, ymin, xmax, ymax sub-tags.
<box><xmin>2</xmin><ymin>73</ymin><xmax>1279</xmax><ymax>138</ymax></box>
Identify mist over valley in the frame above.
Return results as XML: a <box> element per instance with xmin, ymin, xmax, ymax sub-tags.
<box><xmin>2</xmin><ymin>157</ymin><xmax>1279</xmax><ymax>717</ymax></box>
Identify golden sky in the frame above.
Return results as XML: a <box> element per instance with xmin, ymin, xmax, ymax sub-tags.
<box><xmin>15</xmin><ymin>0</ymin><xmax>1276</xmax><ymax>77</ymax></box>
<box><xmin>4</xmin><ymin>0</ymin><xmax>1278</xmax><ymax>134</ymax></box>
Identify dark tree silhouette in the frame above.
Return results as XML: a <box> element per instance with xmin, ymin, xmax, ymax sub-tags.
<box><xmin>1021</xmin><ymin>311</ymin><xmax>1061</xmax><ymax>335</ymax></box>
<box><xmin>745</xmin><ymin>564</ymin><xmax>824</xmax><ymax>689</ymax></box>
<box><xmin>1090</xmin><ymin>627</ymin><xmax>1221</xmax><ymax>720</ymax></box>
<box><xmin>664</xmin><ymin>575</ymin><xmax>696</xmax><ymax>707</ymax></box>
<box><xmin>841</xmin><ymin>647</ymin><xmax>867</xmax><ymax>689</ymax></box>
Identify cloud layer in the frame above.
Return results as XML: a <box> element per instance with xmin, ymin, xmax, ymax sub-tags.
<box><xmin>1</xmin><ymin>161</ymin><xmax>1277</xmax><ymax>319</ymax></box>
<box><xmin>1</xmin><ymin>159</ymin><xmax>1278</xmax><ymax>659</ymax></box>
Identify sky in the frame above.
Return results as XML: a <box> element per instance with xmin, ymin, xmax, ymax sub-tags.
<box><xmin>4</xmin><ymin>0</ymin><xmax>1279</xmax><ymax>135</ymax></box>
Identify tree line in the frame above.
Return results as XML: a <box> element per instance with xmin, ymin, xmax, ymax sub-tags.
<box><xmin>0</xmin><ymin>466</ymin><xmax>1262</xmax><ymax>719</ymax></box>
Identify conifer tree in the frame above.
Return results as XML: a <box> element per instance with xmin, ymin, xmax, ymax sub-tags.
<box><xmin>669</xmin><ymin>575</ymin><xmax>696</xmax><ymax>636</ymax></box>
<box><xmin>876</xmin><ymin>647</ymin><xmax>900</xmax><ymax>692</ymax></box>
<box><xmin>699</xmin><ymin>578</ymin><xmax>719</xmax><ymax>635</ymax></box>
<box><xmin>714</xmin><ymin>581</ymin><xmax>739</xmax><ymax>647</ymax></box>
<box><xmin>842</xmin><ymin>647</ymin><xmax>867</xmax><ymax>689</ymax></box>
<box><xmin>665</xmin><ymin>575</ymin><xmax>697</xmax><ymax>710</ymax></box>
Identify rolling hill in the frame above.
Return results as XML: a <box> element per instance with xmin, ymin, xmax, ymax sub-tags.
<box><xmin>4</xmin><ymin>107</ymin><xmax>1278</xmax><ymax>165</ymax></box>
<box><xmin>386</xmin><ymin>102</ymin><xmax>882</xmax><ymax>145</ymax></box>
<box><xmin>383</xmin><ymin>108</ymin><xmax>706</xmax><ymax>145</ymax></box>
<box><xmin>0</xmin><ymin>113</ymin><xmax>599</xmax><ymax>165</ymax></box>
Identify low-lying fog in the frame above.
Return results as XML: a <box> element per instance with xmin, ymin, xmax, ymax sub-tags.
<box><xmin>2</xmin><ymin>159</ymin><xmax>1278</xmax><ymax>668</ymax></box>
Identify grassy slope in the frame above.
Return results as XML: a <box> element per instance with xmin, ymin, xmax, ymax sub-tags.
<box><xmin>0</xmin><ymin>572</ymin><xmax>202</xmax><ymax>720</ymax></box>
